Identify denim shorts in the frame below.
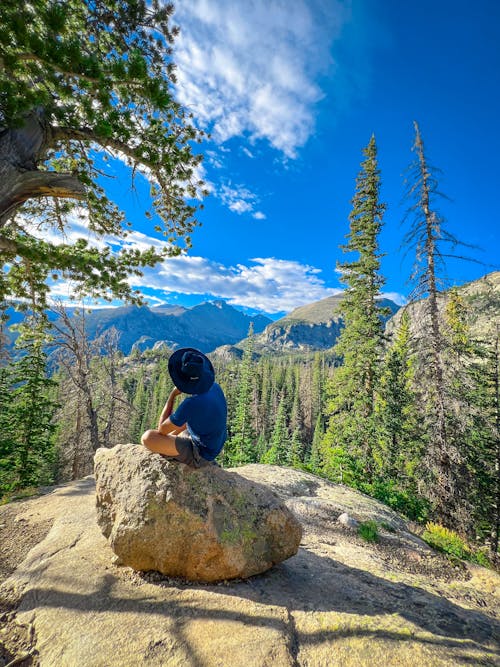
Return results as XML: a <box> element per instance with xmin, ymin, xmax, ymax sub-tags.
<box><xmin>174</xmin><ymin>435</ymin><xmax>214</xmax><ymax>469</ymax></box>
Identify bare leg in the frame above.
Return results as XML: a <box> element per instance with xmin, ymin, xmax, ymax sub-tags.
<box><xmin>141</xmin><ymin>429</ymin><xmax>180</xmax><ymax>457</ymax></box>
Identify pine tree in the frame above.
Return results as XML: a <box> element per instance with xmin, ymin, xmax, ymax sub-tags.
<box><xmin>441</xmin><ymin>291</ymin><xmax>500</xmax><ymax>540</ymax></box>
<box><xmin>311</xmin><ymin>352</ymin><xmax>325</xmax><ymax>424</ymax></box>
<box><xmin>149</xmin><ymin>361</ymin><xmax>170</xmax><ymax>429</ymax></box>
<box><xmin>0</xmin><ymin>362</ymin><xmax>15</xmax><ymax>493</ymax></box>
<box><xmin>258</xmin><ymin>359</ymin><xmax>272</xmax><ymax>440</ymax></box>
<box><xmin>375</xmin><ymin>311</ymin><xmax>423</xmax><ymax>485</ymax></box>
<box><xmin>309</xmin><ymin>413</ymin><xmax>324</xmax><ymax>472</ymax></box>
<box><xmin>322</xmin><ymin>135</ymin><xmax>387</xmax><ymax>485</ymax></box>
<box><xmin>129</xmin><ymin>369</ymin><xmax>149</xmax><ymax>442</ymax></box>
<box><xmin>224</xmin><ymin>324</ymin><xmax>256</xmax><ymax>465</ymax></box>
<box><xmin>289</xmin><ymin>427</ymin><xmax>305</xmax><ymax>466</ymax></box>
<box><xmin>290</xmin><ymin>368</ymin><xmax>304</xmax><ymax>444</ymax></box>
<box><xmin>255</xmin><ymin>433</ymin><xmax>269</xmax><ymax>462</ymax></box>
<box><xmin>4</xmin><ymin>320</ymin><xmax>57</xmax><ymax>491</ymax></box>
<box><xmin>261</xmin><ymin>398</ymin><xmax>289</xmax><ymax>465</ymax></box>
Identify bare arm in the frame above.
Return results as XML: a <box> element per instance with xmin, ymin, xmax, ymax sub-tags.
<box><xmin>158</xmin><ymin>387</ymin><xmax>182</xmax><ymax>430</ymax></box>
<box><xmin>158</xmin><ymin>417</ymin><xmax>187</xmax><ymax>436</ymax></box>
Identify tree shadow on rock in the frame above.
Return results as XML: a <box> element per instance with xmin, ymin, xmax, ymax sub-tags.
<box><xmin>15</xmin><ymin>545</ymin><xmax>500</xmax><ymax>666</ymax></box>
<box><xmin>227</xmin><ymin>548</ymin><xmax>499</xmax><ymax>642</ymax></box>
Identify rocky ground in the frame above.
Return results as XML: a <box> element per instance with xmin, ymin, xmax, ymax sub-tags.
<box><xmin>0</xmin><ymin>488</ymin><xmax>62</xmax><ymax>666</ymax></box>
<box><xmin>1</xmin><ymin>464</ymin><xmax>499</xmax><ymax>666</ymax></box>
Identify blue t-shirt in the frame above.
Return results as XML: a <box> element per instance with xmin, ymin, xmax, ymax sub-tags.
<box><xmin>170</xmin><ymin>382</ymin><xmax>227</xmax><ymax>461</ymax></box>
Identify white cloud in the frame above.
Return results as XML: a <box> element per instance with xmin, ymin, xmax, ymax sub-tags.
<box><xmin>380</xmin><ymin>292</ymin><xmax>407</xmax><ymax>307</ymax></box>
<box><xmin>23</xmin><ymin>210</ymin><xmax>170</xmax><ymax>254</ymax></box>
<box><xmin>205</xmin><ymin>150</ymin><xmax>224</xmax><ymax>169</ymax></box>
<box><xmin>131</xmin><ymin>255</ymin><xmax>341</xmax><ymax>313</ymax></box>
<box><xmin>218</xmin><ymin>183</ymin><xmax>260</xmax><ymax>216</ymax></box>
<box><xmin>142</xmin><ymin>294</ymin><xmax>169</xmax><ymax>307</ymax></box>
<box><xmin>22</xmin><ymin>214</ymin><xmax>357</xmax><ymax>314</ymax></box>
<box><xmin>252</xmin><ymin>211</ymin><xmax>266</xmax><ymax>220</ymax></box>
<box><xmin>174</xmin><ymin>0</ymin><xmax>349</xmax><ymax>157</ymax></box>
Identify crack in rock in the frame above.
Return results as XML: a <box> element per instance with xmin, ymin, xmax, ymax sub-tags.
<box><xmin>284</xmin><ymin>607</ymin><xmax>300</xmax><ymax>666</ymax></box>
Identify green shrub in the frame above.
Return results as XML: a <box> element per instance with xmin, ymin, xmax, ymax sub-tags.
<box><xmin>358</xmin><ymin>520</ymin><xmax>379</xmax><ymax>543</ymax></box>
<box><xmin>422</xmin><ymin>522</ymin><xmax>470</xmax><ymax>559</ymax></box>
<box><xmin>362</xmin><ymin>480</ymin><xmax>430</xmax><ymax>523</ymax></box>
<box><xmin>422</xmin><ymin>523</ymin><xmax>493</xmax><ymax>568</ymax></box>
<box><xmin>470</xmin><ymin>548</ymin><xmax>492</xmax><ymax>568</ymax></box>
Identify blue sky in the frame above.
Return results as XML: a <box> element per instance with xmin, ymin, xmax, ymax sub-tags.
<box><xmin>50</xmin><ymin>0</ymin><xmax>500</xmax><ymax>317</ymax></box>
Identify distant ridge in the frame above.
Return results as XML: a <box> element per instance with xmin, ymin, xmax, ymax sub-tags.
<box><xmin>78</xmin><ymin>300</ymin><xmax>272</xmax><ymax>354</ymax></box>
<box><xmin>3</xmin><ymin>301</ymin><xmax>272</xmax><ymax>355</ymax></box>
<box><xmin>214</xmin><ymin>294</ymin><xmax>400</xmax><ymax>358</ymax></box>
<box><xmin>386</xmin><ymin>270</ymin><xmax>500</xmax><ymax>340</ymax></box>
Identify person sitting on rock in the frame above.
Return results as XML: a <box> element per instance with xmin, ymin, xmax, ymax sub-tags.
<box><xmin>141</xmin><ymin>347</ymin><xmax>227</xmax><ymax>468</ymax></box>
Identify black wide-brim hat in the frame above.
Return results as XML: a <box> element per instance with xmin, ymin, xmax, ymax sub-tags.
<box><xmin>168</xmin><ymin>347</ymin><xmax>215</xmax><ymax>395</ymax></box>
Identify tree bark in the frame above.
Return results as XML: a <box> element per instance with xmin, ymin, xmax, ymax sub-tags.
<box><xmin>414</xmin><ymin>121</ymin><xmax>453</xmax><ymax>524</ymax></box>
<box><xmin>0</xmin><ymin>110</ymin><xmax>85</xmax><ymax>227</ymax></box>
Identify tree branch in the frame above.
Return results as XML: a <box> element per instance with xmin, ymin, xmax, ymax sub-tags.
<box><xmin>0</xmin><ymin>235</ymin><xmax>18</xmax><ymax>254</ymax></box>
<box><xmin>53</xmin><ymin>126</ymin><xmax>151</xmax><ymax>167</ymax></box>
<box><xmin>51</xmin><ymin>126</ymin><xmax>172</xmax><ymax>190</ymax></box>
<box><xmin>15</xmin><ymin>53</ymin><xmax>154</xmax><ymax>90</ymax></box>
<box><xmin>0</xmin><ymin>171</ymin><xmax>86</xmax><ymax>227</ymax></box>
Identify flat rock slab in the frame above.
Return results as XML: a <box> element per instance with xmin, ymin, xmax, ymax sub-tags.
<box><xmin>2</xmin><ymin>465</ymin><xmax>500</xmax><ymax>666</ymax></box>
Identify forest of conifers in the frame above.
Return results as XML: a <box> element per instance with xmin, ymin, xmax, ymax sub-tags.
<box><xmin>0</xmin><ymin>289</ymin><xmax>498</xmax><ymax>559</ymax></box>
<box><xmin>0</xmin><ymin>134</ymin><xmax>498</xmax><ymax>563</ymax></box>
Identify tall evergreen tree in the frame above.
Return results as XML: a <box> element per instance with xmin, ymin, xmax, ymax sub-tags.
<box><xmin>440</xmin><ymin>290</ymin><xmax>500</xmax><ymax>541</ymax></box>
<box><xmin>1</xmin><ymin>319</ymin><xmax>57</xmax><ymax>492</ymax></box>
<box><xmin>375</xmin><ymin>311</ymin><xmax>423</xmax><ymax>485</ymax></box>
<box><xmin>0</xmin><ymin>362</ymin><xmax>15</xmax><ymax>493</ymax></box>
<box><xmin>311</xmin><ymin>352</ymin><xmax>325</xmax><ymax>423</ymax></box>
<box><xmin>289</xmin><ymin>427</ymin><xmax>305</xmax><ymax>466</ymax></box>
<box><xmin>322</xmin><ymin>135</ymin><xmax>387</xmax><ymax>484</ymax></box>
<box><xmin>224</xmin><ymin>324</ymin><xmax>256</xmax><ymax>465</ymax></box>
<box><xmin>129</xmin><ymin>369</ymin><xmax>149</xmax><ymax>442</ymax></box>
<box><xmin>309</xmin><ymin>413</ymin><xmax>324</xmax><ymax>472</ymax></box>
<box><xmin>262</xmin><ymin>397</ymin><xmax>289</xmax><ymax>465</ymax></box>
<box><xmin>257</xmin><ymin>358</ymin><xmax>272</xmax><ymax>440</ymax></box>
<box><xmin>290</xmin><ymin>368</ymin><xmax>303</xmax><ymax>439</ymax></box>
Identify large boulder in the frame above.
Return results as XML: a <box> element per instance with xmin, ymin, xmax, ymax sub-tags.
<box><xmin>94</xmin><ymin>444</ymin><xmax>302</xmax><ymax>582</ymax></box>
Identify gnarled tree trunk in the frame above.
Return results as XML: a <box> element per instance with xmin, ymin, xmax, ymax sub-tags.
<box><xmin>0</xmin><ymin>110</ymin><xmax>85</xmax><ymax>229</ymax></box>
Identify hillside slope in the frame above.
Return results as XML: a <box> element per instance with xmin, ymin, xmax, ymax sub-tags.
<box><xmin>386</xmin><ymin>270</ymin><xmax>500</xmax><ymax>339</ymax></box>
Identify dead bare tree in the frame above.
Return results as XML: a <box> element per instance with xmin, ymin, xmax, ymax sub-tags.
<box><xmin>50</xmin><ymin>303</ymin><xmax>129</xmax><ymax>479</ymax></box>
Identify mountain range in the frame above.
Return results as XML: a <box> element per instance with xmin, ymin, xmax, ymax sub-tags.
<box><xmin>72</xmin><ymin>300</ymin><xmax>272</xmax><ymax>354</ymax></box>
<box><xmin>4</xmin><ymin>272</ymin><xmax>498</xmax><ymax>358</ymax></box>
<box><xmin>3</xmin><ymin>300</ymin><xmax>271</xmax><ymax>355</ymax></box>
<box><xmin>213</xmin><ymin>295</ymin><xmax>400</xmax><ymax>359</ymax></box>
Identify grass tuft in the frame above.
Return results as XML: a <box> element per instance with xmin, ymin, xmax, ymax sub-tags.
<box><xmin>358</xmin><ymin>520</ymin><xmax>379</xmax><ymax>543</ymax></box>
